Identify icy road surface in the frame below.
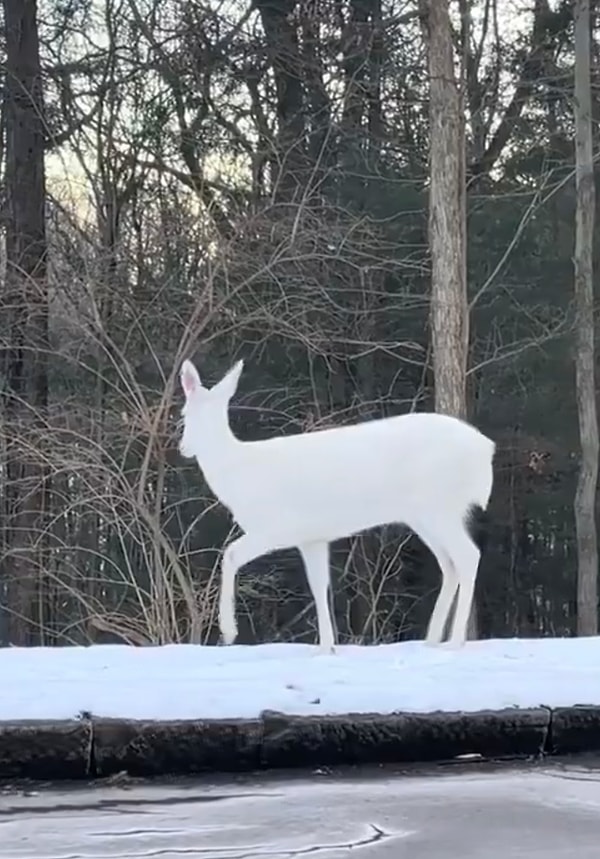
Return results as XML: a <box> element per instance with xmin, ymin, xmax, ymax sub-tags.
<box><xmin>3</xmin><ymin>761</ymin><xmax>600</xmax><ymax>858</ymax></box>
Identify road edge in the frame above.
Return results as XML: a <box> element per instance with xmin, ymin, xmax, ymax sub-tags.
<box><xmin>3</xmin><ymin>705</ymin><xmax>598</xmax><ymax>779</ymax></box>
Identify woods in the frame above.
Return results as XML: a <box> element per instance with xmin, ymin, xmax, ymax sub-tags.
<box><xmin>0</xmin><ymin>0</ymin><xmax>597</xmax><ymax>647</ymax></box>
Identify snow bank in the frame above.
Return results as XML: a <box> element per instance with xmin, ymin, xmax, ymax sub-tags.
<box><xmin>2</xmin><ymin>637</ymin><xmax>598</xmax><ymax>722</ymax></box>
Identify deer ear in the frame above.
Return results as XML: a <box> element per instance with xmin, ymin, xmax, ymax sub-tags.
<box><xmin>180</xmin><ymin>360</ymin><xmax>202</xmax><ymax>398</ymax></box>
<box><xmin>213</xmin><ymin>359</ymin><xmax>244</xmax><ymax>401</ymax></box>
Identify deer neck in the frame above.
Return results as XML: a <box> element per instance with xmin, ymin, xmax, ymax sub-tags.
<box><xmin>193</xmin><ymin>411</ymin><xmax>243</xmax><ymax>488</ymax></box>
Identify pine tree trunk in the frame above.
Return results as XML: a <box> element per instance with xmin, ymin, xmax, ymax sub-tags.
<box><xmin>573</xmin><ymin>0</ymin><xmax>599</xmax><ymax>637</ymax></box>
<box><xmin>1</xmin><ymin>0</ymin><xmax>49</xmax><ymax>645</ymax></box>
<box><xmin>421</xmin><ymin>0</ymin><xmax>477</xmax><ymax>639</ymax></box>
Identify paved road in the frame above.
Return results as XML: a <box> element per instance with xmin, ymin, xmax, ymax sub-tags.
<box><xmin>2</xmin><ymin>759</ymin><xmax>600</xmax><ymax>858</ymax></box>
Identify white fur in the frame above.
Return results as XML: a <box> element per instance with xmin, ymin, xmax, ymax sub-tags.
<box><xmin>178</xmin><ymin>359</ymin><xmax>495</xmax><ymax>653</ymax></box>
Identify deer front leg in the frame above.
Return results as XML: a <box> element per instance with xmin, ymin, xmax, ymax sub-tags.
<box><xmin>299</xmin><ymin>541</ymin><xmax>336</xmax><ymax>654</ymax></box>
<box><xmin>219</xmin><ymin>532</ymin><xmax>285</xmax><ymax>645</ymax></box>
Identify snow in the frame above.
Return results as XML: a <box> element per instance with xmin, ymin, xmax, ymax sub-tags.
<box><xmin>1</xmin><ymin>637</ymin><xmax>599</xmax><ymax>723</ymax></box>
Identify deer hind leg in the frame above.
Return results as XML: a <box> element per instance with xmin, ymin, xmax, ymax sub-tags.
<box><xmin>299</xmin><ymin>541</ymin><xmax>336</xmax><ymax>654</ymax></box>
<box><xmin>446</xmin><ymin>529</ymin><xmax>481</xmax><ymax>647</ymax></box>
<box><xmin>219</xmin><ymin>532</ymin><xmax>282</xmax><ymax>645</ymax></box>
<box><xmin>417</xmin><ymin>527</ymin><xmax>460</xmax><ymax>646</ymax></box>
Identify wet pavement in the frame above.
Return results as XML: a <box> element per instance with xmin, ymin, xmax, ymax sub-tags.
<box><xmin>2</xmin><ymin>759</ymin><xmax>600</xmax><ymax>858</ymax></box>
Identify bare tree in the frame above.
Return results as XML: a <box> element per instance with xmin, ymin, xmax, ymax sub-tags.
<box><xmin>253</xmin><ymin>0</ymin><xmax>307</xmax><ymax>200</ymax></box>
<box><xmin>420</xmin><ymin>0</ymin><xmax>476</xmax><ymax>638</ymax></box>
<box><xmin>1</xmin><ymin>0</ymin><xmax>49</xmax><ymax>644</ymax></box>
<box><xmin>573</xmin><ymin>0</ymin><xmax>598</xmax><ymax>636</ymax></box>
<box><xmin>422</xmin><ymin>0</ymin><xmax>467</xmax><ymax>418</ymax></box>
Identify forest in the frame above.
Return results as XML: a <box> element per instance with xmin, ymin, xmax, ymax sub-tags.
<box><xmin>0</xmin><ymin>0</ymin><xmax>597</xmax><ymax>648</ymax></box>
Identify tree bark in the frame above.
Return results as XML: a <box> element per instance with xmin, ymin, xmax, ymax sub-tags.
<box><xmin>421</xmin><ymin>0</ymin><xmax>477</xmax><ymax>639</ymax></box>
<box><xmin>1</xmin><ymin>0</ymin><xmax>49</xmax><ymax>644</ymax></box>
<box><xmin>422</xmin><ymin>0</ymin><xmax>467</xmax><ymax>417</ymax></box>
<box><xmin>573</xmin><ymin>0</ymin><xmax>599</xmax><ymax>637</ymax></box>
<box><xmin>254</xmin><ymin>0</ymin><xmax>306</xmax><ymax>201</ymax></box>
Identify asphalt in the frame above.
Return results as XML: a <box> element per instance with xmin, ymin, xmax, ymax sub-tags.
<box><xmin>2</xmin><ymin>758</ymin><xmax>600</xmax><ymax>858</ymax></box>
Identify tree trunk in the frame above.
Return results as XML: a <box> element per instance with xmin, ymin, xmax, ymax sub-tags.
<box><xmin>254</xmin><ymin>0</ymin><xmax>306</xmax><ymax>201</ymax></box>
<box><xmin>421</xmin><ymin>0</ymin><xmax>477</xmax><ymax>639</ymax></box>
<box><xmin>573</xmin><ymin>0</ymin><xmax>599</xmax><ymax>637</ymax></box>
<box><xmin>424</xmin><ymin>0</ymin><xmax>467</xmax><ymax>417</ymax></box>
<box><xmin>1</xmin><ymin>0</ymin><xmax>49</xmax><ymax>645</ymax></box>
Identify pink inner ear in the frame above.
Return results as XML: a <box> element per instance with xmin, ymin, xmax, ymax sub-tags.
<box><xmin>181</xmin><ymin>366</ymin><xmax>197</xmax><ymax>397</ymax></box>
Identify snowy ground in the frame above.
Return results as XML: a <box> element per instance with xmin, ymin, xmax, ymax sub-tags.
<box><xmin>1</xmin><ymin>637</ymin><xmax>599</xmax><ymax>722</ymax></box>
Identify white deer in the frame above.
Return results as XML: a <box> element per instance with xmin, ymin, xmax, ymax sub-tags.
<box><xmin>178</xmin><ymin>358</ymin><xmax>495</xmax><ymax>653</ymax></box>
